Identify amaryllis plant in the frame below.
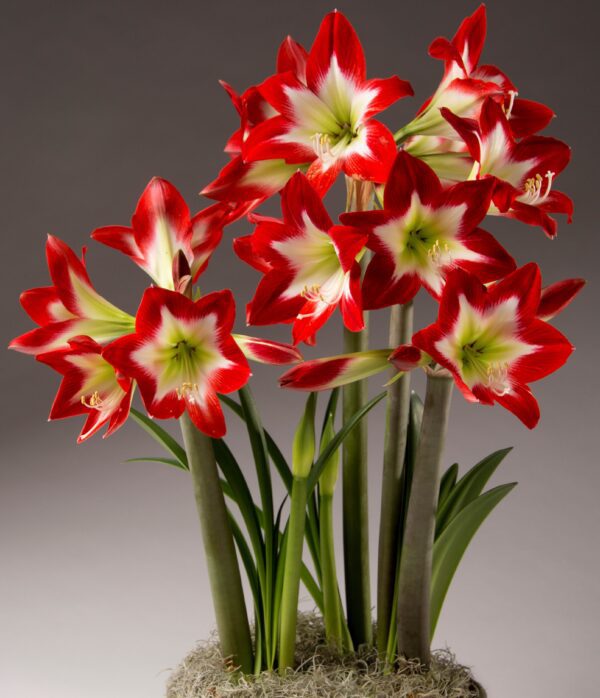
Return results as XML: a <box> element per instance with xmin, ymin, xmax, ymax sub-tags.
<box><xmin>11</xmin><ymin>5</ymin><xmax>583</xmax><ymax>681</ymax></box>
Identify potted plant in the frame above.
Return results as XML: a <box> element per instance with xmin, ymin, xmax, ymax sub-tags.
<box><xmin>10</xmin><ymin>5</ymin><xmax>583</xmax><ymax>696</ymax></box>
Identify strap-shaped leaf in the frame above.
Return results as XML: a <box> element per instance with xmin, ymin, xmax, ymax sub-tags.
<box><xmin>436</xmin><ymin>447</ymin><xmax>513</xmax><ymax>537</ymax></box>
<box><xmin>129</xmin><ymin>408</ymin><xmax>188</xmax><ymax>467</ymax></box>
<box><xmin>306</xmin><ymin>390</ymin><xmax>386</xmax><ymax>493</ymax></box>
<box><xmin>430</xmin><ymin>482</ymin><xmax>517</xmax><ymax>637</ymax></box>
<box><xmin>438</xmin><ymin>463</ymin><xmax>459</xmax><ymax>509</ymax></box>
<box><xmin>126</xmin><ymin>456</ymin><xmax>188</xmax><ymax>471</ymax></box>
<box><xmin>221</xmin><ymin>394</ymin><xmax>293</xmax><ymax>491</ymax></box>
<box><xmin>212</xmin><ymin>439</ymin><xmax>266</xmax><ymax>575</ymax></box>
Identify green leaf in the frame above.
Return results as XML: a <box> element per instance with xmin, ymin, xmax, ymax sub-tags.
<box><xmin>321</xmin><ymin>388</ymin><xmax>339</xmax><ymax>436</ymax></box>
<box><xmin>306</xmin><ymin>390</ymin><xmax>386</xmax><ymax>493</ymax></box>
<box><xmin>125</xmin><ymin>456</ymin><xmax>188</xmax><ymax>471</ymax></box>
<box><xmin>436</xmin><ymin>447</ymin><xmax>513</xmax><ymax>537</ymax></box>
<box><xmin>438</xmin><ymin>463</ymin><xmax>459</xmax><ymax>509</ymax></box>
<box><xmin>129</xmin><ymin>408</ymin><xmax>188</xmax><ymax>467</ymax></box>
<box><xmin>292</xmin><ymin>393</ymin><xmax>317</xmax><ymax>478</ymax></box>
<box><xmin>221</xmin><ymin>394</ymin><xmax>293</xmax><ymax>492</ymax></box>
<box><xmin>430</xmin><ymin>482</ymin><xmax>517</xmax><ymax>637</ymax></box>
<box><xmin>212</xmin><ymin>439</ymin><xmax>266</xmax><ymax>576</ymax></box>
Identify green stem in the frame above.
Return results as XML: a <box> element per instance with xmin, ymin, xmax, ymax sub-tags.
<box><xmin>319</xmin><ymin>493</ymin><xmax>343</xmax><ymax>648</ymax></box>
<box><xmin>342</xmin><ymin>176</ymin><xmax>373</xmax><ymax>648</ymax></box>
<box><xmin>278</xmin><ymin>476</ymin><xmax>308</xmax><ymax>673</ymax></box>
<box><xmin>396</xmin><ymin>371</ymin><xmax>453</xmax><ymax>665</ymax></box>
<box><xmin>376</xmin><ymin>302</ymin><xmax>413</xmax><ymax>654</ymax></box>
<box><xmin>179</xmin><ymin>412</ymin><xmax>253</xmax><ymax>673</ymax></box>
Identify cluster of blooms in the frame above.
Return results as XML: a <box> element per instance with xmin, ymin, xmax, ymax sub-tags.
<box><xmin>12</xmin><ymin>6</ymin><xmax>583</xmax><ymax>437</ymax></box>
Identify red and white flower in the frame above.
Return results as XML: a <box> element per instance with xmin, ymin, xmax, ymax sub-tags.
<box><xmin>92</xmin><ymin>177</ymin><xmax>229</xmax><ymax>289</ymax></box>
<box><xmin>240</xmin><ymin>11</ymin><xmax>413</xmax><ymax>192</ymax></box>
<box><xmin>443</xmin><ymin>98</ymin><xmax>572</xmax><ymax>237</ymax></box>
<box><xmin>103</xmin><ymin>287</ymin><xmax>250</xmax><ymax>438</ymax></box>
<box><xmin>10</xmin><ymin>236</ymin><xmax>135</xmax><ymax>355</ymax></box>
<box><xmin>202</xmin><ymin>37</ymin><xmax>309</xmax><ymax>210</ymax></box>
<box><xmin>241</xmin><ymin>173</ymin><xmax>368</xmax><ymax>345</ymax></box>
<box><xmin>393</xmin><ymin>265</ymin><xmax>574</xmax><ymax>428</ymax></box>
<box><xmin>398</xmin><ymin>5</ymin><xmax>512</xmax><ymax>142</ymax></box>
<box><xmin>37</xmin><ymin>336</ymin><xmax>133</xmax><ymax>443</ymax></box>
<box><xmin>341</xmin><ymin>151</ymin><xmax>515</xmax><ymax>309</ymax></box>
<box><xmin>232</xmin><ymin>334</ymin><xmax>302</xmax><ymax>365</ymax></box>
<box><xmin>279</xmin><ymin>349</ymin><xmax>391</xmax><ymax>391</ymax></box>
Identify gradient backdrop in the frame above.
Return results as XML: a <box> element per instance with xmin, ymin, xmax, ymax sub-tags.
<box><xmin>2</xmin><ymin>1</ymin><xmax>599</xmax><ymax>695</ymax></box>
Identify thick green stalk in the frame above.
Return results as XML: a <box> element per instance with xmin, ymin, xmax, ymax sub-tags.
<box><xmin>342</xmin><ymin>176</ymin><xmax>373</xmax><ymax>647</ymax></box>
<box><xmin>396</xmin><ymin>371</ymin><xmax>453</xmax><ymax>665</ymax></box>
<box><xmin>179</xmin><ymin>412</ymin><xmax>253</xmax><ymax>673</ymax></box>
<box><xmin>278</xmin><ymin>476</ymin><xmax>308</xmax><ymax>673</ymax></box>
<box><xmin>319</xmin><ymin>493</ymin><xmax>343</xmax><ymax>648</ymax></box>
<box><xmin>376</xmin><ymin>302</ymin><xmax>413</xmax><ymax>654</ymax></box>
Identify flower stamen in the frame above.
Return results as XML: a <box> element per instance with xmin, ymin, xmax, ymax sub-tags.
<box><xmin>81</xmin><ymin>391</ymin><xmax>104</xmax><ymax>410</ymax></box>
<box><xmin>485</xmin><ymin>362</ymin><xmax>511</xmax><ymax>396</ymax></box>
<box><xmin>504</xmin><ymin>90</ymin><xmax>518</xmax><ymax>119</ymax></box>
<box><xmin>522</xmin><ymin>171</ymin><xmax>555</xmax><ymax>204</ymax></box>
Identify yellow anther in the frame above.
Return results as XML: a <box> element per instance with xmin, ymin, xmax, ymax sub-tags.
<box><xmin>176</xmin><ymin>382</ymin><xmax>200</xmax><ymax>399</ymax></box>
<box><xmin>81</xmin><ymin>391</ymin><xmax>104</xmax><ymax>410</ymax></box>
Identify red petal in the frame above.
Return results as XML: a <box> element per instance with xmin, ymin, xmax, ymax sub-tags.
<box><xmin>537</xmin><ymin>278</ymin><xmax>585</xmax><ymax>321</ymax></box>
<box><xmin>513</xmin><ymin>320</ymin><xmax>573</xmax><ymax>383</ymax></box>
<box><xmin>280</xmin><ymin>356</ymin><xmax>352</xmax><ymax>390</ymax></box>
<box><xmin>339</xmin><ymin>263</ymin><xmax>364</xmax><ymax>332</ymax></box>
<box><xmin>185</xmin><ymin>388</ymin><xmax>227</xmax><ymax>438</ymax></box>
<box><xmin>328</xmin><ymin>225</ymin><xmax>368</xmax><ymax>273</ymax></box>
<box><xmin>488</xmin><ymin>263</ymin><xmax>541</xmax><ymax>325</ymax></box>
<box><xmin>361</xmin><ymin>76</ymin><xmax>414</xmax><ymax>120</ymax></box>
<box><xmin>281</xmin><ymin>172</ymin><xmax>333</xmax><ymax>233</ymax></box>
<box><xmin>277</xmin><ymin>36</ymin><xmax>308</xmax><ymax>82</ymax></box>
<box><xmin>362</xmin><ymin>254</ymin><xmax>421</xmax><ymax>310</ymax></box>
<box><xmin>494</xmin><ymin>384</ymin><xmax>540</xmax><ymax>429</ymax></box>
<box><xmin>384</xmin><ymin>150</ymin><xmax>442</xmax><ymax>213</ymax></box>
<box><xmin>131</xmin><ymin>177</ymin><xmax>191</xmax><ymax>262</ymax></box>
<box><xmin>457</xmin><ymin>227</ymin><xmax>517</xmax><ymax>283</ymax></box>
<box><xmin>508</xmin><ymin>98</ymin><xmax>555</xmax><ymax>139</ymax></box>
<box><xmin>91</xmin><ymin>225</ymin><xmax>141</xmax><ymax>262</ymax></box>
<box><xmin>20</xmin><ymin>286</ymin><xmax>71</xmax><ymax>325</ymax></box>
<box><xmin>389</xmin><ymin>344</ymin><xmax>425</xmax><ymax>372</ymax></box>
<box><xmin>306</xmin><ymin>11</ymin><xmax>366</xmax><ymax>91</ymax></box>
<box><xmin>343</xmin><ymin>120</ymin><xmax>396</xmax><ymax>182</ymax></box>
<box><xmin>243</xmin><ymin>115</ymin><xmax>315</xmax><ymax>164</ymax></box>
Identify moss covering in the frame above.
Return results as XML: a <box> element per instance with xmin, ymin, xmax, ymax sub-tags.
<box><xmin>166</xmin><ymin>613</ymin><xmax>485</xmax><ymax>697</ymax></box>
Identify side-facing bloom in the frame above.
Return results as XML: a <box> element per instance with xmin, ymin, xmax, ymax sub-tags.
<box><xmin>398</xmin><ymin>5</ymin><xmax>513</xmax><ymax>141</ymax></box>
<box><xmin>241</xmin><ymin>11</ymin><xmax>413</xmax><ymax>192</ymax></box>
<box><xmin>341</xmin><ymin>151</ymin><xmax>515</xmax><ymax>309</ymax></box>
<box><xmin>103</xmin><ymin>287</ymin><xmax>250</xmax><ymax>438</ymax></box>
<box><xmin>92</xmin><ymin>177</ymin><xmax>229</xmax><ymax>289</ymax></box>
<box><xmin>37</xmin><ymin>336</ymin><xmax>133</xmax><ymax>443</ymax></box>
<box><xmin>202</xmin><ymin>37</ymin><xmax>309</xmax><ymax>209</ymax></box>
<box><xmin>240</xmin><ymin>172</ymin><xmax>368</xmax><ymax>345</ymax></box>
<box><xmin>443</xmin><ymin>98</ymin><xmax>572</xmax><ymax>237</ymax></box>
<box><xmin>392</xmin><ymin>265</ymin><xmax>574</xmax><ymax>428</ymax></box>
<box><xmin>10</xmin><ymin>235</ymin><xmax>135</xmax><ymax>355</ymax></box>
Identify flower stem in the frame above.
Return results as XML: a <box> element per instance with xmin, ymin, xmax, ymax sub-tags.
<box><xmin>342</xmin><ymin>176</ymin><xmax>374</xmax><ymax>648</ymax></box>
<box><xmin>179</xmin><ymin>412</ymin><xmax>254</xmax><ymax>674</ymax></box>
<box><xmin>278</xmin><ymin>475</ymin><xmax>308</xmax><ymax>673</ymax></box>
<box><xmin>396</xmin><ymin>371</ymin><xmax>453</xmax><ymax>665</ymax></box>
<box><xmin>319</xmin><ymin>492</ymin><xmax>343</xmax><ymax>648</ymax></box>
<box><xmin>376</xmin><ymin>301</ymin><xmax>413</xmax><ymax>654</ymax></box>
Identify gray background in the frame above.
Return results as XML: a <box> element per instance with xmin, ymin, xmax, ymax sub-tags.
<box><xmin>2</xmin><ymin>0</ymin><xmax>598</xmax><ymax>695</ymax></box>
